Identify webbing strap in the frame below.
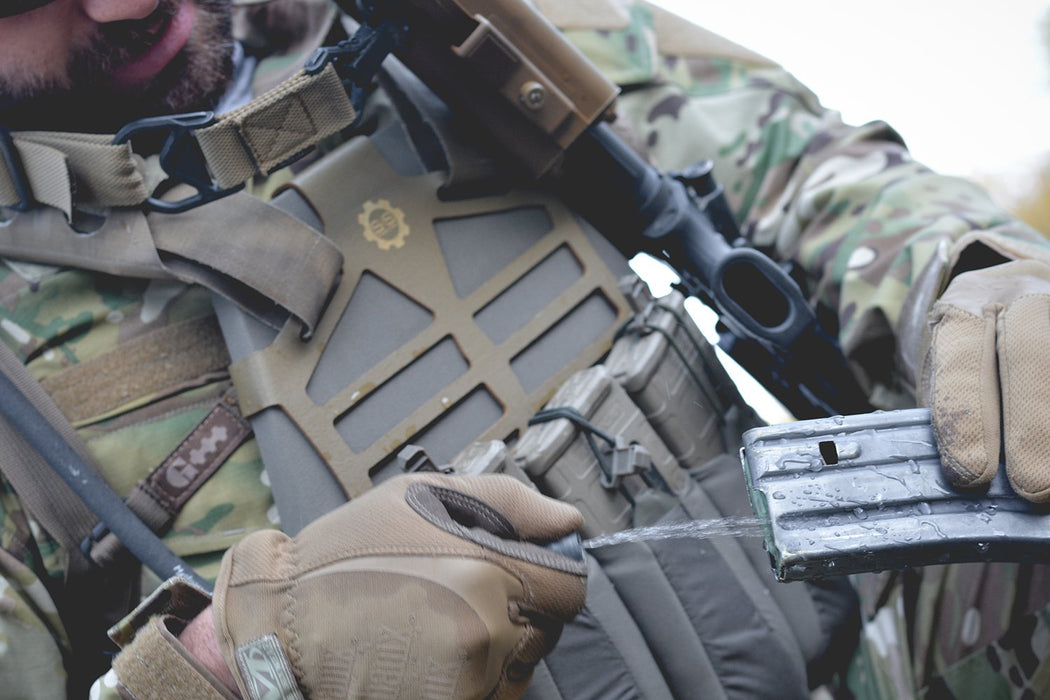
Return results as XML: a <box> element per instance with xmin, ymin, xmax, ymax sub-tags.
<box><xmin>147</xmin><ymin>193</ymin><xmax>344</xmax><ymax>335</ymax></box>
<box><xmin>0</xmin><ymin>191</ymin><xmax>344</xmax><ymax>335</ymax></box>
<box><xmin>0</xmin><ymin>64</ymin><xmax>355</xmax><ymax>217</ymax></box>
<box><xmin>0</xmin><ymin>341</ymin><xmax>99</xmax><ymax>566</ymax></box>
<box><xmin>196</xmin><ymin>64</ymin><xmax>356</xmax><ymax>189</ymax></box>
<box><xmin>40</xmin><ymin>315</ymin><xmax>231</xmax><ymax>425</ymax></box>
<box><xmin>0</xmin><ymin>132</ymin><xmax>150</xmax><ymax>219</ymax></box>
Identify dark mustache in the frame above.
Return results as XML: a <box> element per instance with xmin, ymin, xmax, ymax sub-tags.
<box><xmin>94</xmin><ymin>0</ymin><xmax>181</xmax><ymax>61</ymax></box>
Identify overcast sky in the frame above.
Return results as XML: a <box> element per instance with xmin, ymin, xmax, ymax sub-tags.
<box><xmin>649</xmin><ymin>0</ymin><xmax>1050</xmax><ymax>204</ymax></box>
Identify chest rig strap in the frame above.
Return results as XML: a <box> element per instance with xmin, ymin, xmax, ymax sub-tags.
<box><xmin>0</xmin><ymin>192</ymin><xmax>343</xmax><ymax>335</ymax></box>
<box><xmin>0</xmin><ymin>20</ymin><xmax>412</xmax><ymax>335</ymax></box>
<box><xmin>0</xmin><ymin>61</ymin><xmax>355</xmax><ymax>335</ymax></box>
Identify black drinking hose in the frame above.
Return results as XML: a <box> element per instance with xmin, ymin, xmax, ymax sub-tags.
<box><xmin>0</xmin><ymin>371</ymin><xmax>212</xmax><ymax>593</ymax></box>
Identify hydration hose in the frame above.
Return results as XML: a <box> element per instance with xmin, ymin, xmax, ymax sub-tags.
<box><xmin>0</xmin><ymin>369</ymin><xmax>213</xmax><ymax>593</ymax></box>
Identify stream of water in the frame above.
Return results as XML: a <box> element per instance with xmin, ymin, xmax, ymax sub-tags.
<box><xmin>582</xmin><ymin>516</ymin><xmax>766</xmax><ymax>549</ymax></box>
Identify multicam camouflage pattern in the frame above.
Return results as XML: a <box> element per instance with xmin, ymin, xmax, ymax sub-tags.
<box><xmin>0</xmin><ymin>486</ymin><xmax>67</xmax><ymax>699</ymax></box>
<box><xmin>559</xmin><ymin>2</ymin><xmax>1050</xmax><ymax>698</ymax></box>
<box><xmin>2</xmin><ymin>0</ymin><xmax>1050</xmax><ymax>697</ymax></box>
<box><xmin>849</xmin><ymin>564</ymin><xmax>1050</xmax><ymax>699</ymax></box>
<box><xmin>566</xmin><ymin>1</ymin><xmax>1047</xmax><ymax>397</ymax></box>
<box><xmin>0</xmin><ymin>263</ymin><xmax>276</xmax><ymax>693</ymax></box>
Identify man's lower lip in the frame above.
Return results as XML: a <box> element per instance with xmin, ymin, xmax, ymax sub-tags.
<box><xmin>110</xmin><ymin>1</ymin><xmax>196</xmax><ymax>88</ymax></box>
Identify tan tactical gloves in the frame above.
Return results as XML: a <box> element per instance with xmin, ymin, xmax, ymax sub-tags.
<box><xmin>212</xmin><ymin>473</ymin><xmax>587</xmax><ymax>699</ymax></box>
<box><xmin>920</xmin><ymin>260</ymin><xmax>1050</xmax><ymax>502</ymax></box>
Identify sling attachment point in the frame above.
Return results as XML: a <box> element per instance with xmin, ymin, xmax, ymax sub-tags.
<box><xmin>113</xmin><ymin>111</ymin><xmax>243</xmax><ymax>214</ymax></box>
<box><xmin>528</xmin><ymin>407</ymin><xmax>668</xmax><ymax>493</ymax></box>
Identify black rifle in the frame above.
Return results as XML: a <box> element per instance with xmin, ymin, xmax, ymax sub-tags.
<box><xmin>554</xmin><ymin>124</ymin><xmax>871</xmax><ymax>419</ymax></box>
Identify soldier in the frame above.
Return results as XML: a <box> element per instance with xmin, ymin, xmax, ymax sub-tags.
<box><xmin>0</xmin><ymin>0</ymin><xmax>1048</xmax><ymax>698</ymax></box>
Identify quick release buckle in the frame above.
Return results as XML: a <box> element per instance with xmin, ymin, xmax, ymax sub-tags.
<box><xmin>112</xmin><ymin>111</ymin><xmax>244</xmax><ymax>214</ymax></box>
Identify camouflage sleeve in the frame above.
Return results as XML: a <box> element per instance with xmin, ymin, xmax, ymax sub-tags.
<box><xmin>552</xmin><ymin>0</ymin><xmax>1049</xmax><ymax>404</ymax></box>
<box><xmin>0</xmin><ymin>257</ymin><xmax>274</xmax><ymax>696</ymax></box>
<box><xmin>0</xmin><ymin>477</ymin><xmax>70</xmax><ymax>698</ymax></box>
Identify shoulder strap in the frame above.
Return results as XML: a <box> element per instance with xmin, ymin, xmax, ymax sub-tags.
<box><xmin>0</xmin><ymin>341</ymin><xmax>98</xmax><ymax>567</ymax></box>
<box><xmin>0</xmin><ymin>59</ymin><xmax>354</xmax><ymax>335</ymax></box>
<box><xmin>0</xmin><ymin>190</ymin><xmax>343</xmax><ymax>336</ymax></box>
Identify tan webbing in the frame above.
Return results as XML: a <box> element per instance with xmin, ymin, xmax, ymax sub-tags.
<box><xmin>0</xmin><ymin>341</ymin><xmax>98</xmax><ymax>565</ymax></box>
<box><xmin>112</xmin><ymin>616</ymin><xmax>236</xmax><ymax>700</ymax></box>
<box><xmin>40</xmin><ymin>315</ymin><xmax>231</xmax><ymax>425</ymax></box>
<box><xmin>146</xmin><ymin>192</ymin><xmax>344</xmax><ymax>335</ymax></box>
<box><xmin>0</xmin><ymin>191</ymin><xmax>343</xmax><ymax>335</ymax></box>
<box><xmin>0</xmin><ymin>64</ymin><xmax>355</xmax><ymax>217</ymax></box>
<box><xmin>195</xmin><ymin>64</ymin><xmax>356</xmax><ymax>189</ymax></box>
<box><xmin>0</xmin><ymin>205</ymin><xmax>169</xmax><ymax>279</ymax></box>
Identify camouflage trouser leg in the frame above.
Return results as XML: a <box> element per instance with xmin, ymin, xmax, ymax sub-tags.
<box><xmin>847</xmin><ymin>563</ymin><xmax>1050</xmax><ymax>699</ymax></box>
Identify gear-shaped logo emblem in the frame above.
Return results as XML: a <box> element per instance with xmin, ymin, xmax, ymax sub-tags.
<box><xmin>359</xmin><ymin>199</ymin><xmax>409</xmax><ymax>250</ymax></box>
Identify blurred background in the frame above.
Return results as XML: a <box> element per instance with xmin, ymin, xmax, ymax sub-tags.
<box><xmin>633</xmin><ymin>0</ymin><xmax>1050</xmax><ymax>422</ymax></box>
<box><xmin>650</xmin><ymin>0</ymin><xmax>1050</xmax><ymax>230</ymax></box>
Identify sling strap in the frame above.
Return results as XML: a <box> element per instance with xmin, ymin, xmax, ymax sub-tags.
<box><xmin>0</xmin><ymin>64</ymin><xmax>355</xmax><ymax>219</ymax></box>
<box><xmin>0</xmin><ymin>61</ymin><xmax>349</xmax><ymax>335</ymax></box>
<box><xmin>0</xmin><ymin>341</ymin><xmax>100</xmax><ymax>567</ymax></box>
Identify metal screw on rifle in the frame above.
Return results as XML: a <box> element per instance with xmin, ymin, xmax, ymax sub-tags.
<box><xmin>520</xmin><ymin>81</ymin><xmax>546</xmax><ymax>110</ymax></box>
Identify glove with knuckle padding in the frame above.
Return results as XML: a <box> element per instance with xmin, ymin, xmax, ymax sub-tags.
<box><xmin>212</xmin><ymin>473</ymin><xmax>587</xmax><ymax>699</ymax></box>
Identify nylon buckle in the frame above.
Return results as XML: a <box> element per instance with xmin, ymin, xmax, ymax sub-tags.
<box><xmin>600</xmin><ymin>437</ymin><xmax>653</xmax><ymax>489</ymax></box>
<box><xmin>0</xmin><ymin>126</ymin><xmax>35</xmax><ymax>212</ymax></box>
<box><xmin>79</xmin><ymin>521</ymin><xmax>110</xmax><ymax>564</ymax></box>
<box><xmin>304</xmin><ymin>21</ymin><xmax>406</xmax><ymax>115</ymax></box>
<box><xmin>112</xmin><ymin>111</ymin><xmax>244</xmax><ymax>214</ymax></box>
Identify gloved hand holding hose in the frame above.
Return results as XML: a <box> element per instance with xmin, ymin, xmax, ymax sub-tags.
<box><xmin>209</xmin><ymin>473</ymin><xmax>587</xmax><ymax>699</ymax></box>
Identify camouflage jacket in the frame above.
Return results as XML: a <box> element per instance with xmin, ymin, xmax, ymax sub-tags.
<box><xmin>1</xmin><ymin>1</ymin><xmax>1047</xmax><ymax>698</ymax></box>
<box><xmin>560</xmin><ymin>5</ymin><xmax>1049</xmax><ymax>699</ymax></box>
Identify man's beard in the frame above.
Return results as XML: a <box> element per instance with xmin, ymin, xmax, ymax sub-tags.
<box><xmin>0</xmin><ymin>0</ymin><xmax>235</xmax><ymax>133</ymax></box>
